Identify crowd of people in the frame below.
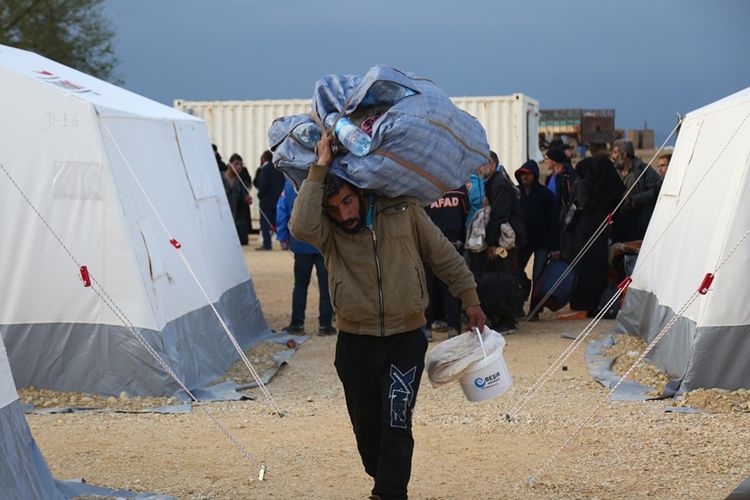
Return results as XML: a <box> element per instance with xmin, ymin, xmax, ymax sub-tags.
<box><xmin>213</xmin><ymin>135</ymin><xmax>671</xmax><ymax>499</ymax></box>
<box><xmin>214</xmin><ymin>137</ymin><xmax>672</xmax><ymax>337</ymax></box>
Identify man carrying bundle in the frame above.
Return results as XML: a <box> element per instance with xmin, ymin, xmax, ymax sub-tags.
<box><xmin>289</xmin><ymin>131</ymin><xmax>485</xmax><ymax>500</ymax></box>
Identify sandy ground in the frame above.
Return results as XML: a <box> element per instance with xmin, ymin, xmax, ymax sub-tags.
<box><xmin>27</xmin><ymin>235</ymin><xmax>749</xmax><ymax>499</ymax></box>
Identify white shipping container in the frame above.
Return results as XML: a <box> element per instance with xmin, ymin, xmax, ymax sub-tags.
<box><xmin>174</xmin><ymin>94</ymin><xmax>543</xmax><ymax>219</ymax></box>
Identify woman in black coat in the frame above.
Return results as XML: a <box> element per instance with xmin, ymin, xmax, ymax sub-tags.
<box><xmin>569</xmin><ymin>155</ymin><xmax>625</xmax><ymax>315</ymax></box>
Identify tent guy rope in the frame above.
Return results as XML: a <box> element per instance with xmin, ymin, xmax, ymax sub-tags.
<box><xmin>100</xmin><ymin>121</ymin><xmax>284</xmax><ymax>417</ymax></box>
<box><xmin>0</xmin><ymin>160</ymin><xmax>269</xmax><ymax>479</ymax></box>
<box><xmin>528</xmin><ymin>224</ymin><xmax>750</xmax><ymax>486</ymax></box>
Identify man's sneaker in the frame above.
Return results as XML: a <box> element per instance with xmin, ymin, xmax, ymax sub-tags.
<box><xmin>284</xmin><ymin>324</ymin><xmax>305</xmax><ymax>335</ymax></box>
<box><xmin>318</xmin><ymin>325</ymin><xmax>337</xmax><ymax>336</ymax></box>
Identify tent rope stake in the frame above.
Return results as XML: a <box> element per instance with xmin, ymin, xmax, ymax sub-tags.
<box><xmin>0</xmin><ymin>160</ymin><xmax>268</xmax><ymax>479</ymax></box>
<box><xmin>528</xmin><ymin>224</ymin><xmax>750</xmax><ymax>486</ymax></box>
<box><xmin>100</xmin><ymin>121</ymin><xmax>284</xmax><ymax>417</ymax></box>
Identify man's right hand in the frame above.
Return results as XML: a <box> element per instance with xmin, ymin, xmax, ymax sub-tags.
<box><xmin>280</xmin><ymin>240</ymin><xmax>290</xmax><ymax>251</ymax></box>
<box><xmin>315</xmin><ymin>130</ymin><xmax>335</xmax><ymax>167</ymax></box>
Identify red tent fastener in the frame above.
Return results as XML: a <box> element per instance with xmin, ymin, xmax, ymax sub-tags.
<box><xmin>607</xmin><ymin>213</ymin><xmax>614</xmax><ymax>225</ymax></box>
<box><xmin>169</xmin><ymin>238</ymin><xmax>182</xmax><ymax>249</ymax></box>
<box><xmin>80</xmin><ymin>266</ymin><xmax>91</xmax><ymax>287</ymax></box>
<box><xmin>618</xmin><ymin>277</ymin><xmax>632</xmax><ymax>291</ymax></box>
<box><xmin>698</xmin><ymin>273</ymin><xmax>715</xmax><ymax>295</ymax></box>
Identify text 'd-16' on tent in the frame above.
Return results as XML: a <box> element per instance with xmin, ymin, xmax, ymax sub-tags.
<box><xmin>616</xmin><ymin>86</ymin><xmax>750</xmax><ymax>392</ymax></box>
<box><xmin>0</xmin><ymin>44</ymin><xmax>270</xmax><ymax>397</ymax></box>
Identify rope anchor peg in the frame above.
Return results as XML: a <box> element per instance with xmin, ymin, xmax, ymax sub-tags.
<box><xmin>79</xmin><ymin>266</ymin><xmax>91</xmax><ymax>287</ymax></box>
<box><xmin>258</xmin><ymin>465</ymin><xmax>268</xmax><ymax>481</ymax></box>
<box><xmin>698</xmin><ymin>273</ymin><xmax>715</xmax><ymax>295</ymax></box>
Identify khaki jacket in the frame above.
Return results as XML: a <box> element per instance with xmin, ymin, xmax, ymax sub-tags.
<box><xmin>289</xmin><ymin>164</ymin><xmax>479</xmax><ymax>336</ymax></box>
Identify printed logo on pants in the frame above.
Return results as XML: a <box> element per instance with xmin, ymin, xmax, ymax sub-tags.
<box><xmin>389</xmin><ymin>364</ymin><xmax>416</xmax><ymax>429</ymax></box>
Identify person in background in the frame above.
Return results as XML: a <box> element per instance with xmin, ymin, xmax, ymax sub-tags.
<box><xmin>223</xmin><ymin>154</ymin><xmax>253</xmax><ymax>245</ymax></box>
<box><xmin>289</xmin><ymin>130</ymin><xmax>485</xmax><ymax>500</ymax></box>
<box><xmin>481</xmin><ymin>151</ymin><xmax>528</xmax><ymax>329</ymax></box>
<box><xmin>424</xmin><ymin>186</ymin><xmax>470</xmax><ymax>339</ymax></box>
<box><xmin>657</xmin><ymin>153</ymin><xmax>671</xmax><ymax>177</ymax></box>
<box><xmin>514</xmin><ymin>159</ymin><xmax>559</xmax><ymax>319</ymax></box>
<box><xmin>465</xmin><ymin>166</ymin><xmax>486</xmax><ymax>233</ymax></box>
<box><xmin>276</xmin><ymin>180</ymin><xmax>335</xmax><ymax>336</ymax></box>
<box><xmin>569</xmin><ymin>155</ymin><xmax>625</xmax><ymax>317</ymax></box>
<box><xmin>544</xmin><ymin>146</ymin><xmax>574</xmax><ymax>257</ymax></box>
<box><xmin>213</xmin><ymin>143</ymin><xmax>227</xmax><ymax>172</ymax></box>
<box><xmin>484</xmin><ymin>151</ymin><xmax>526</xmax><ymax>273</ymax></box>
<box><xmin>465</xmin><ymin>164</ymin><xmax>489</xmax><ymax>278</ymax></box>
<box><xmin>561</xmin><ymin>143</ymin><xmax>577</xmax><ymax>180</ymax></box>
<box><xmin>253</xmin><ymin>150</ymin><xmax>285</xmax><ymax>250</ymax></box>
<box><xmin>610</xmin><ymin>139</ymin><xmax>660</xmax><ymax>242</ymax></box>
<box><xmin>544</xmin><ymin>146</ymin><xmax>573</xmax><ymax>211</ymax></box>
<box><xmin>655</xmin><ymin>152</ymin><xmax>672</xmax><ymax>195</ymax></box>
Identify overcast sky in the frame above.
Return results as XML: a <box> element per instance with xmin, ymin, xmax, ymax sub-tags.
<box><xmin>104</xmin><ymin>0</ymin><xmax>750</xmax><ymax>143</ymax></box>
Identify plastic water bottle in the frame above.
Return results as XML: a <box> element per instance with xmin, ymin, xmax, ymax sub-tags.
<box><xmin>291</xmin><ymin>122</ymin><xmax>321</xmax><ymax>149</ymax></box>
<box><xmin>324</xmin><ymin>114</ymin><xmax>372</xmax><ymax>157</ymax></box>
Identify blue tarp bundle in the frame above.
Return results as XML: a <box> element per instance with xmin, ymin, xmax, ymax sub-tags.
<box><xmin>268</xmin><ymin>65</ymin><xmax>490</xmax><ymax>204</ymax></box>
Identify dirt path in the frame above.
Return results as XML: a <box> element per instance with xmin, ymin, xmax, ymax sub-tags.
<box><xmin>27</xmin><ymin>237</ymin><xmax>749</xmax><ymax>499</ymax></box>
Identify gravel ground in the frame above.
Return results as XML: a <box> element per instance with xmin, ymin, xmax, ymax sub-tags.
<box><xmin>25</xmin><ymin>237</ymin><xmax>749</xmax><ymax>499</ymax></box>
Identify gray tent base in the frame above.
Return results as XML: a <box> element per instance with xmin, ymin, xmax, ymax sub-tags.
<box><xmin>585</xmin><ymin>335</ymin><xmax>656</xmax><ymax>401</ymax></box>
<box><xmin>1</xmin><ymin>399</ymin><xmax>61</xmax><ymax>499</ymax></box>
<box><xmin>616</xmin><ymin>288</ymin><xmax>750</xmax><ymax>392</ymax></box>
<box><xmin>22</xmin><ymin>333</ymin><xmax>308</xmax><ymax>415</ymax></box>
<box><xmin>2</xmin><ymin>399</ymin><xmax>171</xmax><ymax>499</ymax></box>
<box><xmin>55</xmin><ymin>479</ymin><xmax>174</xmax><ymax>499</ymax></box>
<box><xmin>2</xmin><ymin>280</ymin><xmax>272</xmax><ymax>397</ymax></box>
<box><xmin>727</xmin><ymin>476</ymin><xmax>750</xmax><ymax>499</ymax></box>
<box><xmin>586</xmin><ymin>334</ymin><xmax>704</xmax><ymax>413</ymax></box>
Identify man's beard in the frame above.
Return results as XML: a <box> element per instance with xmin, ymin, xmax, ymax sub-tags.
<box><xmin>613</xmin><ymin>157</ymin><xmax>625</xmax><ymax>170</ymax></box>
<box><xmin>332</xmin><ymin>196</ymin><xmax>368</xmax><ymax>234</ymax></box>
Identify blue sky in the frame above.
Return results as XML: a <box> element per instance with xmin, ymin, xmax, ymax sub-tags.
<box><xmin>104</xmin><ymin>0</ymin><xmax>750</xmax><ymax>143</ymax></box>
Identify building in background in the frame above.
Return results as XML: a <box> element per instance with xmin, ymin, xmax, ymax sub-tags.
<box><xmin>539</xmin><ymin>108</ymin><xmax>619</xmax><ymax>154</ymax></box>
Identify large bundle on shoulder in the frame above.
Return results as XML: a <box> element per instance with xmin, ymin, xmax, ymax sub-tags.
<box><xmin>268</xmin><ymin>65</ymin><xmax>490</xmax><ymax>204</ymax></box>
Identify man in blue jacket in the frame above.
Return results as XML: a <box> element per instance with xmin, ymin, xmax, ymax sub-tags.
<box><xmin>276</xmin><ymin>180</ymin><xmax>335</xmax><ymax>335</ymax></box>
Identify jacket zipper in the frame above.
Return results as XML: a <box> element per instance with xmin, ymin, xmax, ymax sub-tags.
<box><xmin>368</xmin><ymin>225</ymin><xmax>386</xmax><ymax>336</ymax></box>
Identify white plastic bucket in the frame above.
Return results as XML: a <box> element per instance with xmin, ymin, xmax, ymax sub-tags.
<box><xmin>459</xmin><ymin>348</ymin><xmax>512</xmax><ymax>402</ymax></box>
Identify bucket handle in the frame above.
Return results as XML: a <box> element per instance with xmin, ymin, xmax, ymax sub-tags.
<box><xmin>472</xmin><ymin>327</ymin><xmax>488</xmax><ymax>359</ymax></box>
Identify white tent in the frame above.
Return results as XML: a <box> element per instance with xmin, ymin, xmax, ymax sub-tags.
<box><xmin>616</xmin><ymin>86</ymin><xmax>750</xmax><ymax>392</ymax></box>
<box><xmin>0</xmin><ymin>330</ymin><xmax>62</xmax><ymax>498</ymax></box>
<box><xmin>0</xmin><ymin>44</ymin><xmax>270</xmax><ymax>397</ymax></box>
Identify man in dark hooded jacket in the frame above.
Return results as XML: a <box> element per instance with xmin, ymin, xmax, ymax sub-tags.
<box><xmin>484</xmin><ymin>152</ymin><xmax>527</xmax><ymax>272</ymax></box>
<box><xmin>610</xmin><ymin>139</ymin><xmax>660</xmax><ymax>242</ymax></box>
<box><xmin>515</xmin><ymin>160</ymin><xmax>560</xmax><ymax>286</ymax></box>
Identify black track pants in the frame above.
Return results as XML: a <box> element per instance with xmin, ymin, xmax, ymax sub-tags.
<box><xmin>334</xmin><ymin>329</ymin><xmax>428</xmax><ymax>500</ymax></box>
